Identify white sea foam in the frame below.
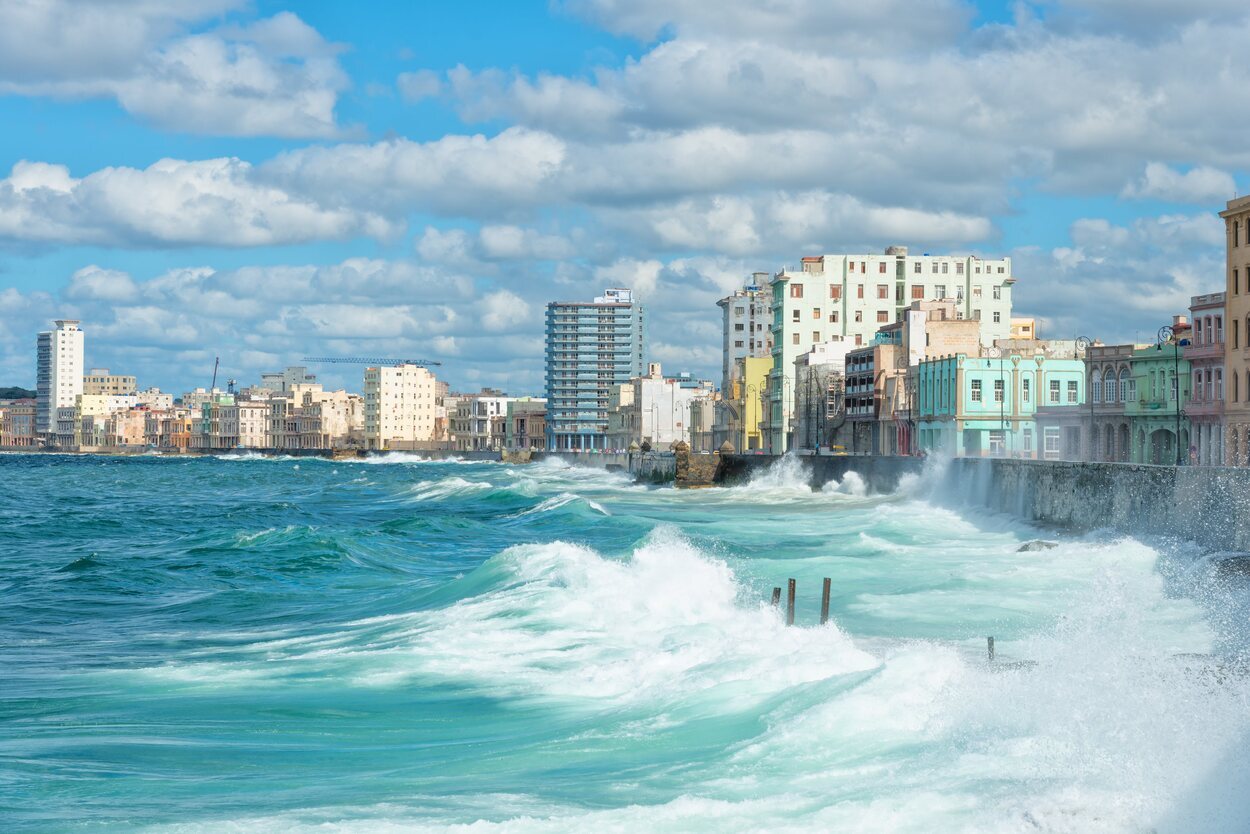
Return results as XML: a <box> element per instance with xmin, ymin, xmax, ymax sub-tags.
<box><xmin>405</xmin><ymin>477</ymin><xmax>493</xmax><ymax>501</ymax></box>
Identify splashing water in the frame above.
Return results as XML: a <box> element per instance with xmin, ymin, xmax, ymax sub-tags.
<box><xmin>1</xmin><ymin>453</ymin><xmax>1248</xmax><ymax>833</ymax></box>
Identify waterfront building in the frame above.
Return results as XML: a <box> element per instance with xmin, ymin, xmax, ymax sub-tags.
<box><xmin>717</xmin><ymin>274</ymin><xmax>773</xmax><ymax>397</ymax></box>
<box><xmin>144</xmin><ymin>408</ymin><xmax>193</xmax><ymax>451</ymax></box>
<box><xmin>791</xmin><ymin>342</ymin><xmax>850</xmax><ymax>452</ymax></box>
<box><xmin>296</xmin><ymin>391</ymin><xmax>364</xmax><ymax>450</ymax></box>
<box><xmin>505</xmin><ymin>398</ymin><xmax>547</xmax><ymax>451</ymax></box>
<box><xmin>688</xmin><ymin>393</ymin><xmax>718</xmax><ymax>452</ymax></box>
<box><xmin>545</xmin><ymin>288</ymin><xmax>646</xmax><ymax>451</ymax></box>
<box><xmin>604</xmin><ymin>364</ymin><xmax>715</xmax><ymax>450</ymax></box>
<box><xmin>36</xmin><ymin>319</ymin><xmax>84</xmax><ymax>435</ymax></box>
<box><xmin>842</xmin><ymin>341</ymin><xmax>898</xmax><ymax>454</ymax></box>
<box><xmin>1186</xmin><ymin>293</ymin><xmax>1226</xmax><ymax>465</ymax></box>
<box><xmin>1010</xmin><ymin>317</ymin><xmax>1037</xmax><ymax>340</ymax></box>
<box><xmin>917</xmin><ymin>344</ymin><xmax>1086</xmax><ymax>457</ymax></box>
<box><xmin>0</xmin><ymin>400</ymin><xmax>38</xmax><ymax>448</ymax></box>
<box><xmin>83</xmin><ymin>369</ymin><xmax>137</xmax><ymax>396</ymax></box>
<box><xmin>213</xmin><ymin>401</ymin><xmax>271</xmax><ymax>449</ymax></box>
<box><xmin>1221</xmin><ymin>196</ymin><xmax>1250</xmax><ymax>464</ymax></box>
<box><xmin>1124</xmin><ymin>328</ymin><xmax>1192</xmax><ymax>465</ymax></box>
<box><xmin>136</xmin><ymin>389</ymin><xmax>175</xmax><ymax>411</ymax></box>
<box><xmin>363</xmin><ymin>364</ymin><xmax>438</xmax><ymax>451</ymax></box>
<box><xmin>713</xmin><ymin>355</ymin><xmax>771</xmax><ymax>452</ymax></box>
<box><xmin>451</xmin><ymin>390</ymin><xmax>511</xmax><ymax>451</ymax></box>
<box><xmin>767</xmin><ymin>248</ymin><xmax>1015</xmax><ymax>451</ymax></box>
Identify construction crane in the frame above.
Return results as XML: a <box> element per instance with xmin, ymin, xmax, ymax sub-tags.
<box><xmin>210</xmin><ymin>356</ymin><xmax>220</xmax><ymax>390</ymax></box>
<box><xmin>302</xmin><ymin>356</ymin><xmax>442</xmax><ymax>368</ymax></box>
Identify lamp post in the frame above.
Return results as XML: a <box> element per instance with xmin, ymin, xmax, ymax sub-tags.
<box><xmin>1076</xmin><ymin>336</ymin><xmax>1093</xmax><ymax>461</ymax></box>
<box><xmin>1156</xmin><ymin>325</ymin><xmax>1187</xmax><ymax>466</ymax></box>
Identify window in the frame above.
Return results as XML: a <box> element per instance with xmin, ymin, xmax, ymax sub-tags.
<box><xmin>734</xmin><ymin>340</ymin><xmax>744</xmax><ymax>348</ymax></box>
<box><xmin>1124</xmin><ymin>376</ymin><xmax>1136</xmax><ymax>402</ymax></box>
<box><xmin>1092</xmin><ymin>373</ymin><xmax>1102</xmax><ymax>403</ymax></box>
<box><xmin>1196</xmin><ymin>318</ymin><xmax>1205</xmax><ymax>344</ymax></box>
<box><xmin>1236</xmin><ymin>372</ymin><xmax>1241</xmax><ymax>403</ymax></box>
<box><xmin>993</xmin><ymin>311</ymin><xmax>1001</xmax><ymax>323</ymax></box>
<box><xmin>879</xmin><ymin>262</ymin><xmax>887</xmax><ymax>274</ymax></box>
<box><xmin>1236</xmin><ymin>269</ymin><xmax>1241</xmax><ymax>295</ymax></box>
<box><xmin>932</xmin><ymin>261</ymin><xmax>939</xmax><ymax>274</ymax></box>
<box><xmin>735</xmin><ymin>307</ymin><xmax>744</xmax><ymax>315</ymax></box>
<box><xmin>734</xmin><ymin>323</ymin><xmax>745</xmax><ymax>331</ymax></box>
<box><xmin>914</xmin><ymin>262</ymin><xmax>921</xmax><ymax>273</ymax></box>
<box><xmin>792</xmin><ymin>309</ymin><xmax>801</xmax><ymax>322</ymax></box>
<box><xmin>1236</xmin><ymin>319</ymin><xmax>1241</xmax><ymax>350</ymax></box>
<box><xmin>1049</xmin><ymin>380</ymin><xmax>1060</xmax><ymax>403</ymax></box>
<box><xmin>877</xmin><ymin>284</ymin><xmax>889</xmax><ymax>299</ymax></box>
<box><xmin>1044</xmin><ymin>427</ymin><xmax>1061</xmax><ymax>458</ymax></box>
<box><xmin>857</xmin><ymin>284</ymin><xmax>865</xmax><ymax>299</ymax></box>
<box><xmin>1237</xmin><ymin>221</ymin><xmax>1241</xmax><ymax>248</ymax></box>
<box><xmin>1105</xmin><ymin>370</ymin><xmax>1117</xmax><ymax>403</ymax></box>
<box><xmin>1067</xmin><ymin>381</ymin><xmax>1078</xmax><ymax>404</ymax></box>
<box><xmin>973</xmin><ymin>309</ymin><xmax>981</xmax><ymax>320</ymax></box>
<box><xmin>935</xmin><ymin>284</ymin><xmax>946</xmax><ymax>298</ymax></box>
<box><xmin>993</xmin><ymin>379</ymin><xmax>1004</xmax><ymax>403</ymax></box>
<box><xmin>973</xmin><ymin>286</ymin><xmax>982</xmax><ymax>299</ymax></box>
<box><xmin>1217</xmin><ymin>316</ymin><xmax>1224</xmax><ymax>343</ymax></box>
<box><xmin>813</xmin><ymin>308</ymin><xmax>821</xmax><ymax>319</ymax></box>
<box><xmin>993</xmin><ymin>286</ymin><xmax>1002</xmax><ymax>300</ymax></box>
<box><xmin>1207</xmin><ymin>369</ymin><xmax>1214</xmax><ymax>402</ymax></box>
<box><xmin>957</xmin><ymin>263</ymin><xmax>965</xmax><ymax>275</ymax></box>
<box><xmin>956</xmin><ymin>286</ymin><xmax>965</xmax><ymax>300</ymax></box>
<box><xmin>1023</xmin><ymin>378</ymin><xmax>1031</xmax><ymax>403</ymax></box>
<box><xmin>912</xmin><ymin>285</ymin><xmax>924</xmax><ymax>299</ymax></box>
<box><xmin>855</xmin><ymin>334</ymin><xmax>863</xmax><ymax>346</ymax></box>
<box><xmin>790</xmin><ymin>284</ymin><xmax>804</xmax><ymax>298</ymax></box>
<box><xmin>1023</xmin><ymin>428</ymin><xmax>1033</xmax><ymax>453</ymax></box>
<box><xmin>855</xmin><ymin>311</ymin><xmax>863</xmax><ymax>322</ymax></box>
<box><xmin>941</xmin><ymin>263</ymin><xmax>949</xmax><ymax>274</ymax></box>
<box><xmin>830</xmin><ymin>285</ymin><xmax>842</xmax><ymax>300</ymax></box>
<box><xmin>971</xmin><ymin>380</ymin><xmax>983</xmax><ymax>402</ymax></box>
<box><xmin>988</xmin><ymin>431</ymin><xmax>1004</xmax><ymax>455</ymax></box>
<box><xmin>877</xmin><ymin>311</ymin><xmax>889</xmax><ymax>323</ymax></box>
<box><xmin>792</xmin><ymin>333</ymin><xmax>800</xmax><ymax>345</ymax></box>
<box><xmin>1217</xmin><ymin>369</ymin><xmax>1224</xmax><ymax>400</ymax></box>
<box><xmin>813</xmin><ymin>331</ymin><xmax>821</xmax><ymax>342</ymax></box>
<box><xmin>1169</xmin><ymin>372</ymin><xmax>1177</xmax><ymax>401</ymax></box>
<box><xmin>830</xmin><ymin>312</ymin><xmax>839</xmax><ymax>323</ymax></box>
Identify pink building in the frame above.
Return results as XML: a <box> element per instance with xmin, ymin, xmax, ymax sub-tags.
<box><xmin>1186</xmin><ymin>292</ymin><xmax>1226</xmax><ymax>465</ymax></box>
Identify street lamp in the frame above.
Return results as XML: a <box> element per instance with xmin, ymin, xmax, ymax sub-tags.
<box><xmin>1156</xmin><ymin>325</ymin><xmax>1188</xmax><ymax>466</ymax></box>
<box><xmin>1076</xmin><ymin>335</ymin><xmax>1093</xmax><ymax>461</ymax></box>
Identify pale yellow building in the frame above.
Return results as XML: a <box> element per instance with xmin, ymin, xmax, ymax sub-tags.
<box><xmin>83</xmin><ymin>368</ymin><xmax>137</xmax><ymax>396</ymax></box>
<box><xmin>364</xmin><ymin>365</ymin><xmax>439</xmax><ymax>450</ymax></box>
<box><xmin>1222</xmin><ymin>196</ymin><xmax>1250</xmax><ymax>465</ymax></box>
<box><xmin>1010</xmin><ymin>317</ymin><xmax>1037</xmax><ymax>340</ymax></box>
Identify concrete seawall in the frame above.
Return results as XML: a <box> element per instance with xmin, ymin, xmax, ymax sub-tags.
<box><xmin>948</xmin><ymin>458</ymin><xmax>1250</xmax><ymax>552</ymax></box>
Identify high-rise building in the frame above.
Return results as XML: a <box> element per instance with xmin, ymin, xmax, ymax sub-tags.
<box><xmin>716</xmin><ymin>273</ymin><xmax>773</xmax><ymax>396</ymax></box>
<box><xmin>363</xmin><ymin>364</ymin><xmax>438</xmax><ymax>451</ymax></box>
<box><xmin>36</xmin><ymin>319</ymin><xmax>84</xmax><ymax>435</ymax></box>
<box><xmin>766</xmin><ymin>248</ymin><xmax>1015</xmax><ymax>451</ymax></box>
<box><xmin>544</xmin><ymin>288</ymin><xmax>645</xmax><ymax>451</ymax></box>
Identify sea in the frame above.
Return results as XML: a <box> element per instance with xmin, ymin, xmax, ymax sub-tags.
<box><xmin>2</xmin><ymin>452</ymin><xmax>1250</xmax><ymax>833</ymax></box>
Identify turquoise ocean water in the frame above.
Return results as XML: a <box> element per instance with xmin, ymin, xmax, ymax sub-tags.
<box><xmin>3</xmin><ymin>453</ymin><xmax>1250</xmax><ymax>833</ymax></box>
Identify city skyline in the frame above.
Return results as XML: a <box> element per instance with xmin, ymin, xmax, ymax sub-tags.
<box><xmin>0</xmin><ymin>1</ymin><xmax>1243</xmax><ymax>394</ymax></box>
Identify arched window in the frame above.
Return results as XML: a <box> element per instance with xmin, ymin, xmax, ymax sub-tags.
<box><xmin>1092</xmin><ymin>369</ymin><xmax>1103</xmax><ymax>403</ymax></box>
<box><xmin>1235</xmin><ymin>372</ymin><xmax>1241</xmax><ymax>404</ymax></box>
<box><xmin>1207</xmin><ymin>369</ymin><xmax>1214</xmax><ymax>402</ymax></box>
<box><xmin>1194</xmin><ymin>371</ymin><xmax>1203</xmax><ymax>402</ymax></box>
<box><xmin>1104</xmin><ymin>369</ymin><xmax>1117</xmax><ymax>403</ymax></box>
<box><xmin>1120</xmin><ymin>368</ymin><xmax>1134</xmax><ymax>402</ymax></box>
<box><xmin>1217</xmin><ymin>369</ymin><xmax>1224</xmax><ymax>401</ymax></box>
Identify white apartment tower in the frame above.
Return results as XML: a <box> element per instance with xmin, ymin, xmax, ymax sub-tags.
<box><xmin>766</xmin><ymin>248</ymin><xmax>1015</xmax><ymax>451</ymax></box>
<box><xmin>716</xmin><ymin>273</ymin><xmax>773</xmax><ymax>395</ymax></box>
<box><xmin>363</xmin><ymin>364</ymin><xmax>438</xmax><ymax>450</ymax></box>
<box><xmin>36</xmin><ymin>319</ymin><xmax>85</xmax><ymax>435</ymax></box>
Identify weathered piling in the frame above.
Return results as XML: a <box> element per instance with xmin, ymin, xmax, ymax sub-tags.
<box><xmin>786</xmin><ymin>579</ymin><xmax>796</xmax><ymax>626</ymax></box>
<box><xmin>820</xmin><ymin>577</ymin><xmax>831</xmax><ymax>625</ymax></box>
<box><xmin>771</xmin><ymin>587</ymin><xmax>781</xmax><ymax>607</ymax></box>
<box><xmin>987</xmin><ymin>636</ymin><xmax>995</xmax><ymax>661</ymax></box>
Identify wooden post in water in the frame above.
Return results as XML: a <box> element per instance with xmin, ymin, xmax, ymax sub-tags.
<box><xmin>771</xmin><ymin>587</ymin><xmax>781</xmax><ymax>607</ymax></box>
<box><xmin>987</xmin><ymin>636</ymin><xmax>995</xmax><ymax>662</ymax></box>
<box><xmin>786</xmin><ymin>578</ymin><xmax>796</xmax><ymax>626</ymax></box>
<box><xmin>820</xmin><ymin>577</ymin><xmax>831</xmax><ymax>625</ymax></box>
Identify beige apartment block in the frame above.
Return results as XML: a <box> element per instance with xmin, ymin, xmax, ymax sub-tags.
<box><xmin>83</xmin><ymin>369</ymin><xmax>137</xmax><ymax>396</ymax></box>
<box><xmin>1221</xmin><ymin>196</ymin><xmax>1250</xmax><ymax>465</ymax></box>
<box><xmin>364</xmin><ymin>364</ymin><xmax>439</xmax><ymax>450</ymax></box>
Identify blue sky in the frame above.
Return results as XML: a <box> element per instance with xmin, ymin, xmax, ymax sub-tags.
<box><xmin>0</xmin><ymin>0</ymin><xmax>1240</xmax><ymax>393</ymax></box>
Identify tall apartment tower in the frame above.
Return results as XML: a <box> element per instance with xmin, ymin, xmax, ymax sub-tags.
<box><xmin>766</xmin><ymin>247</ymin><xmax>1015</xmax><ymax>451</ymax></box>
<box><xmin>36</xmin><ymin>319</ymin><xmax>84</xmax><ymax>435</ymax></box>
<box><xmin>1220</xmin><ymin>196</ymin><xmax>1250</xmax><ymax>464</ymax></box>
<box><xmin>363</xmin><ymin>364</ymin><xmax>438</xmax><ymax>451</ymax></box>
<box><xmin>545</xmin><ymin>288</ymin><xmax>646</xmax><ymax>451</ymax></box>
<box><xmin>716</xmin><ymin>273</ymin><xmax>773</xmax><ymax>396</ymax></box>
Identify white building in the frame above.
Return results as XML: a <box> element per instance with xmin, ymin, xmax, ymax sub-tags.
<box><xmin>36</xmin><ymin>319</ymin><xmax>84</xmax><ymax>435</ymax></box>
<box><xmin>606</xmin><ymin>364</ymin><xmax>716</xmax><ymax>449</ymax></box>
<box><xmin>767</xmin><ymin>247</ymin><xmax>1016</xmax><ymax>451</ymax></box>
<box><xmin>716</xmin><ymin>273</ymin><xmax>773</xmax><ymax>395</ymax></box>
<box><xmin>364</xmin><ymin>364</ymin><xmax>439</xmax><ymax>450</ymax></box>
<box><xmin>260</xmin><ymin>366</ymin><xmax>318</xmax><ymax>393</ymax></box>
<box><xmin>790</xmin><ymin>341</ymin><xmax>853</xmax><ymax>452</ymax></box>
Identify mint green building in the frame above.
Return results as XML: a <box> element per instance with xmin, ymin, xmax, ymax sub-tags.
<box><xmin>916</xmin><ymin>349</ymin><xmax>1086</xmax><ymax>457</ymax></box>
<box><xmin>1123</xmin><ymin>343</ymin><xmax>1191</xmax><ymax>464</ymax></box>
